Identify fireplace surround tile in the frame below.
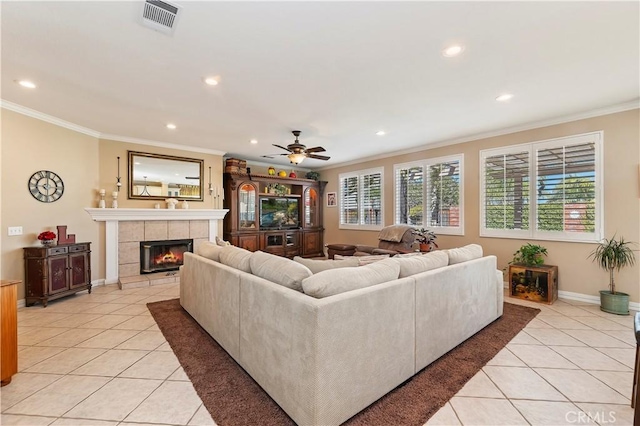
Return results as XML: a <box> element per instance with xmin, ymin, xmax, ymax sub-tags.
<box><xmin>119</xmin><ymin>263</ymin><xmax>141</xmax><ymax>278</ymax></box>
<box><xmin>119</xmin><ymin>242</ymin><xmax>139</xmax><ymax>265</ymax></box>
<box><xmin>168</xmin><ymin>221</ymin><xmax>190</xmax><ymax>240</ymax></box>
<box><xmin>145</xmin><ymin>221</ymin><xmax>168</xmax><ymax>241</ymax></box>
<box><xmin>189</xmin><ymin>221</ymin><xmax>209</xmax><ymax>239</ymax></box>
<box><xmin>119</xmin><ymin>221</ymin><xmax>144</xmax><ymax>243</ymax></box>
<box><xmin>193</xmin><ymin>238</ymin><xmax>208</xmax><ymax>253</ymax></box>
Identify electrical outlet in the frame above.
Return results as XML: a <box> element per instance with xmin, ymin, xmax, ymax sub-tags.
<box><xmin>8</xmin><ymin>226</ymin><xmax>23</xmax><ymax>236</ymax></box>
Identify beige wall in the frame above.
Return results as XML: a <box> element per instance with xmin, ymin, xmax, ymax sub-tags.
<box><xmin>0</xmin><ymin>111</ymin><xmax>227</xmax><ymax>301</ymax></box>
<box><xmin>1</xmin><ymin>110</ymin><xmax>101</xmax><ymax>301</ymax></box>
<box><xmin>322</xmin><ymin>109</ymin><xmax>640</xmax><ymax>303</ymax></box>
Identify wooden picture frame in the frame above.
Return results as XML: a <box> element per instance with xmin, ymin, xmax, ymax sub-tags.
<box><xmin>326</xmin><ymin>192</ymin><xmax>337</xmax><ymax>207</ymax></box>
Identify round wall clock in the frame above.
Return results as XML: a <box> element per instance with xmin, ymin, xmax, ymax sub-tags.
<box><xmin>28</xmin><ymin>170</ymin><xmax>64</xmax><ymax>203</ymax></box>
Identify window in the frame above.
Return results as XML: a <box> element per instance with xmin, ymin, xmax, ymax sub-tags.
<box><xmin>480</xmin><ymin>132</ymin><xmax>602</xmax><ymax>242</ymax></box>
<box><xmin>339</xmin><ymin>168</ymin><xmax>384</xmax><ymax>230</ymax></box>
<box><xmin>394</xmin><ymin>155</ymin><xmax>464</xmax><ymax>235</ymax></box>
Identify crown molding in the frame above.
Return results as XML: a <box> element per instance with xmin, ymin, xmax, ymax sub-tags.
<box><xmin>100</xmin><ymin>134</ymin><xmax>226</xmax><ymax>156</ymax></box>
<box><xmin>224</xmin><ymin>155</ymin><xmax>312</xmax><ymax>172</ymax></box>
<box><xmin>317</xmin><ymin>99</ymin><xmax>640</xmax><ymax>171</ymax></box>
<box><xmin>1</xmin><ymin>99</ymin><xmax>228</xmax><ymax>157</ymax></box>
<box><xmin>1</xmin><ymin>100</ymin><xmax>101</xmax><ymax>138</ymax></box>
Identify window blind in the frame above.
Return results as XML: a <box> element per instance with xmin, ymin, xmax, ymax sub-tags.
<box><xmin>395</xmin><ymin>164</ymin><xmax>424</xmax><ymax>225</ymax></box>
<box><xmin>339</xmin><ymin>175</ymin><xmax>358</xmax><ymax>225</ymax></box>
<box><xmin>361</xmin><ymin>172</ymin><xmax>382</xmax><ymax>225</ymax></box>
<box><xmin>483</xmin><ymin>151</ymin><xmax>530</xmax><ymax>231</ymax></box>
<box><xmin>427</xmin><ymin>160</ymin><xmax>460</xmax><ymax>228</ymax></box>
<box><xmin>536</xmin><ymin>142</ymin><xmax>596</xmax><ymax>233</ymax></box>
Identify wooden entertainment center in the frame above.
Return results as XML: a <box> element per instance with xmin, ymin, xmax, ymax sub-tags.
<box><xmin>223</xmin><ymin>172</ymin><xmax>326</xmax><ymax>258</ymax></box>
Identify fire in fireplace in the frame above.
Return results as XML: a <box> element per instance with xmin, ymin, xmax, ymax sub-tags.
<box><xmin>140</xmin><ymin>239</ymin><xmax>193</xmax><ymax>274</ymax></box>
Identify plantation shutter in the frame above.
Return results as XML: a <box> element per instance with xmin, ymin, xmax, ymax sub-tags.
<box><xmin>536</xmin><ymin>141</ymin><xmax>596</xmax><ymax>234</ymax></box>
<box><xmin>483</xmin><ymin>150</ymin><xmax>530</xmax><ymax>231</ymax></box>
<box><xmin>426</xmin><ymin>160</ymin><xmax>460</xmax><ymax>228</ymax></box>
<box><xmin>361</xmin><ymin>171</ymin><xmax>382</xmax><ymax>226</ymax></box>
<box><xmin>339</xmin><ymin>175</ymin><xmax>359</xmax><ymax>225</ymax></box>
<box><xmin>395</xmin><ymin>164</ymin><xmax>424</xmax><ymax>226</ymax></box>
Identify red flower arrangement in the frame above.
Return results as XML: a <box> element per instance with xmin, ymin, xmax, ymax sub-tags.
<box><xmin>37</xmin><ymin>231</ymin><xmax>56</xmax><ymax>241</ymax></box>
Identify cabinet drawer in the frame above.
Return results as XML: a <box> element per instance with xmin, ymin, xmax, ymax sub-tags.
<box><xmin>47</xmin><ymin>247</ymin><xmax>68</xmax><ymax>256</ymax></box>
<box><xmin>68</xmin><ymin>244</ymin><xmax>89</xmax><ymax>253</ymax></box>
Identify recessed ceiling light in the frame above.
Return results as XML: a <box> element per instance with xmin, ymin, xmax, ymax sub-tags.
<box><xmin>204</xmin><ymin>77</ymin><xmax>219</xmax><ymax>86</ymax></box>
<box><xmin>495</xmin><ymin>93</ymin><xmax>514</xmax><ymax>102</ymax></box>
<box><xmin>134</xmin><ymin>162</ymin><xmax>141</xmax><ymax>165</ymax></box>
<box><xmin>376</xmin><ymin>130</ymin><xmax>386</xmax><ymax>136</ymax></box>
<box><xmin>250</xmin><ymin>139</ymin><xmax>258</xmax><ymax>144</ymax></box>
<box><xmin>442</xmin><ymin>45</ymin><xmax>464</xmax><ymax>57</ymax></box>
<box><xmin>166</xmin><ymin>123</ymin><xmax>177</xmax><ymax>129</ymax></box>
<box><xmin>16</xmin><ymin>80</ymin><xmax>36</xmax><ymax>89</ymax></box>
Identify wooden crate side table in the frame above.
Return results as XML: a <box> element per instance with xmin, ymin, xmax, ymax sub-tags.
<box><xmin>508</xmin><ymin>264</ymin><xmax>558</xmax><ymax>304</ymax></box>
<box><xmin>1</xmin><ymin>279</ymin><xmax>19</xmax><ymax>386</ymax></box>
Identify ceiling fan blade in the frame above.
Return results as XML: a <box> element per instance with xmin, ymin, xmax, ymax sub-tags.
<box><xmin>306</xmin><ymin>154</ymin><xmax>330</xmax><ymax>161</ymax></box>
<box><xmin>305</xmin><ymin>146</ymin><xmax>326</xmax><ymax>153</ymax></box>
<box><xmin>273</xmin><ymin>144</ymin><xmax>292</xmax><ymax>152</ymax></box>
<box><xmin>260</xmin><ymin>153</ymin><xmax>289</xmax><ymax>159</ymax></box>
<box><xmin>185</xmin><ymin>176</ymin><xmax>200</xmax><ymax>180</ymax></box>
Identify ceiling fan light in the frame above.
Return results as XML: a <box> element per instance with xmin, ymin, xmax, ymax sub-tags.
<box><xmin>288</xmin><ymin>153</ymin><xmax>306</xmax><ymax>164</ymax></box>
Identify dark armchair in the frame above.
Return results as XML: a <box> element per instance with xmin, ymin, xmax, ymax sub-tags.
<box><xmin>355</xmin><ymin>225</ymin><xmax>416</xmax><ymax>256</ymax></box>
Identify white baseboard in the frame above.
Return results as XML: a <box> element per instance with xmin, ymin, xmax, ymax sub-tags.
<box><xmin>504</xmin><ymin>281</ymin><xmax>639</xmax><ymax>311</ymax></box>
<box><xmin>17</xmin><ymin>299</ymin><xmax>25</xmax><ymax>309</ymax></box>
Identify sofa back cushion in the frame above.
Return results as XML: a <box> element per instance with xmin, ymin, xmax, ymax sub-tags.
<box><xmin>219</xmin><ymin>245</ymin><xmax>253</xmax><ymax>273</ymax></box>
<box><xmin>250</xmin><ymin>251</ymin><xmax>312</xmax><ymax>291</ymax></box>
<box><xmin>446</xmin><ymin>244</ymin><xmax>483</xmax><ymax>265</ymax></box>
<box><xmin>394</xmin><ymin>251</ymin><xmax>449</xmax><ymax>278</ymax></box>
<box><xmin>334</xmin><ymin>254</ymin><xmax>390</xmax><ymax>266</ymax></box>
<box><xmin>196</xmin><ymin>241</ymin><xmax>224</xmax><ymax>262</ymax></box>
<box><xmin>302</xmin><ymin>258</ymin><xmax>400</xmax><ymax>298</ymax></box>
<box><xmin>293</xmin><ymin>256</ymin><xmax>360</xmax><ymax>274</ymax></box>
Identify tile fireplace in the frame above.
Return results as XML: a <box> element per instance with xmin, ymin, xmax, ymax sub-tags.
<box><xmin>140</xmin><ymin>239</ymin><xmax>193</xmax><ymax>274</ymax></box>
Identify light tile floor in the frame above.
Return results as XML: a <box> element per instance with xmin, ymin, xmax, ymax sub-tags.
<box><xmin>1</xmin><ymin>284</ymin><xmax>637</xmax><ymax>426</ymax></box>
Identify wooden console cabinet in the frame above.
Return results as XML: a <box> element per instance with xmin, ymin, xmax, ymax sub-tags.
<box><xmin>223</xmin><ymin>173</ymin><xmax>326</xmax><ymax>258</ymax></box>
<box><xmin>24</xmin><ymin>242</ymin><xmax>92</xmax><ymax>307</ymax></box>
<box><xmin>1</xmin><ymin>280</ymin><xmax>18</xmax><ymax>386</ymax></box>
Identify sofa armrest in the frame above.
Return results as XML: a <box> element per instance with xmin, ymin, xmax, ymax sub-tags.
<box><xmin>355</xmin><ymin>244</ymin><xmax>376</xmax><ymax>253</ymax></box>
<box><xmin>372</xmin><ymin>248</ymin><xmax>400</xmax><ymax>256</ymax></box>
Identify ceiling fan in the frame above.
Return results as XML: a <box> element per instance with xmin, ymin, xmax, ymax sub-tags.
<box><xmin>262</xmin><ymin>131</ymin><xmax>330</xmax><ymax>165</ymax></box>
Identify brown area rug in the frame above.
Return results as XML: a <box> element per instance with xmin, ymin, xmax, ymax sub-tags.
<box><xmin>148</xmin><ymin>299</ymin><xmax>539</xmax><ymax>426</ymax></box>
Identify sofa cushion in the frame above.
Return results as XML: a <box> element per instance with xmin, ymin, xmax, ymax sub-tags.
<box><xmin>446</xmin><ymin>244</ymin><xmax>483</xmax><ymax>265</ymax></box>
<box><xmin>196</xmin><ymin>241</ymin><xmax>224</xmax><ymax>262</ymax></box>
<box><xmin>394</xmin><ymin>251</ymin><xmax>449</xmax><ymax>278</ymax></box>
<box><xmin>293</xmin><ymin>256</ymin><xmax>360</xmax><ymax>274</ymax></box>
<box><xmin>334</xmin><ymin>253</ymin><xmax>390</xmax><ymax>266</ymax></box>
<box><xmin>250</xmin><ymin>251</ymin><xmax>312</xmax><ymax>291</ymax></box>
<box><xmin>302</xmin><ymin>258</ymin><xmax>400</xmax><ymax>298</ymax></box>
<box><xmin>219</xmin><ymin>245</ymin><xmax>253</xmax><ymax>273</ymax></box>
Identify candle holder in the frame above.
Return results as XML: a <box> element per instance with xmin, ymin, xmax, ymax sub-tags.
<box><xmin>111</xmin><ymin>191</ymin><xmax>118</xmax><ymax>209</ymax></box>
<box><xmin>98</xmin><ymin>189</ymin><xmax>106</xmax><ymax>208</ymax></box>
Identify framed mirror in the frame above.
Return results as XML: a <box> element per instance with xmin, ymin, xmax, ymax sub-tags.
<box><xmin>128</xmin><ymin>151</ymin><xmax>204</xmax><ymax>201</ymax></box>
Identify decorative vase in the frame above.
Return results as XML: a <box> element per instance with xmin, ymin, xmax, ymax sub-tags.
<box><xmin>599</xmin><ymin>290</ymin><xmax>630</xmax><ymax>315</ymax></box>
<box><xmin>278</xmin><ymin>170</ymin><xmax>287</xmax><ymax>177</ymax></box>
<box><xmin>419</xmin><ymin>243</ymin><xmax>431</xmax><ymax>253</ymax></box>
<box><xmin>167</xmin><ymin>203</ymin><xmax>175</xmax><ymax>209</ymax></box>
<box><xmin>41</xmin><ymin>240</ymin><xmax>55</xmax><ymax>247</ymax></box>
<box><xmin>181</xmin><ymin>200</ymin><xmax>189</xmax><ymax>209</ymax></box>
<box><xmin>268</xmin><ymin>167</ymin><xmax>276</xmax><ymax>176</ymax></box>
<box><xmin>289</xmin><ymin>170</ymin><xmax>297</xmax><ymax>178</ymax></box>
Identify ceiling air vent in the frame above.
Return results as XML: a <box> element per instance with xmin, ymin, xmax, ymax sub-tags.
<box><xmin>141</xmin><ymin>0</ymin><xmax>181</xmax><ymax>35</ymax></box>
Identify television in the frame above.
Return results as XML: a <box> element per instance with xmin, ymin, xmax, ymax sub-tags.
<box><xmin>260</xmin><ymin>197</ymin><xmax>299</xmax><ymax>229</ymax></box>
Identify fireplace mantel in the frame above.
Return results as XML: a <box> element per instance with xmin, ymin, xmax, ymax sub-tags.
<box><xmin>85</xmin><ymin>208</ymin><xmax>228</xmax><ymax>284</ymax></box>
<box><xmin>85</xmin><ymin>208</ymin><xmax>228</xmax><ymax>222</ymax></box>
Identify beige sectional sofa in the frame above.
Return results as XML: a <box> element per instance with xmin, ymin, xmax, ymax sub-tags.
<box><xmin>180</xmin><ymin>244</ymin><xmax>503</xmax><ymax>426</ymax></box>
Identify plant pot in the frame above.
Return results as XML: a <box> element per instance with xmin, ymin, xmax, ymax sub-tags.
<box><xmin>419</xmin><ymin>243</ymin><xmax>431</xmax><ymax>253</ymax></box>
<box><xmin>41</xmin><ymin>240</ymin><xmax>55</xmax><ymax>247</ymax></box>
<box><xmin>599</xmin><ymin>290</ymin><xmax>629</xmax><ymax>315</ymax></box>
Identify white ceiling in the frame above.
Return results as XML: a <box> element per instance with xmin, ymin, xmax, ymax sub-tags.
<box><xmin>2</xmin><ymin>1</ymin><xmax>638</xmax><ymax>169</ymax></box>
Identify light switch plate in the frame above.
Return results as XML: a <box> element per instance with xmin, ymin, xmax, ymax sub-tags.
<box><xmin>8</xmin><ymin>226</ymin><xmax>23</xmax><ymax>236</ymax></box>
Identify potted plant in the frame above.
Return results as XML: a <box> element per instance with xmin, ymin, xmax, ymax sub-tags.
<box><xmin>510</xmin><ymin>243</ymin><xmax>548</xmax><ymax>266</ymax></box>
<box><xmin>412</xmin><ymin>228</ymin><xmax>438</xmax><ymax>252</ymax></box>
<box><xmin>589</xmin><ymin>235</ymin><xmax>636</xmax><ymax>315</ymax></box>
<box><xmin>37</xmin><ymin>231</ymin><xmax>56</xmax><ymax>247</ymax></box>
